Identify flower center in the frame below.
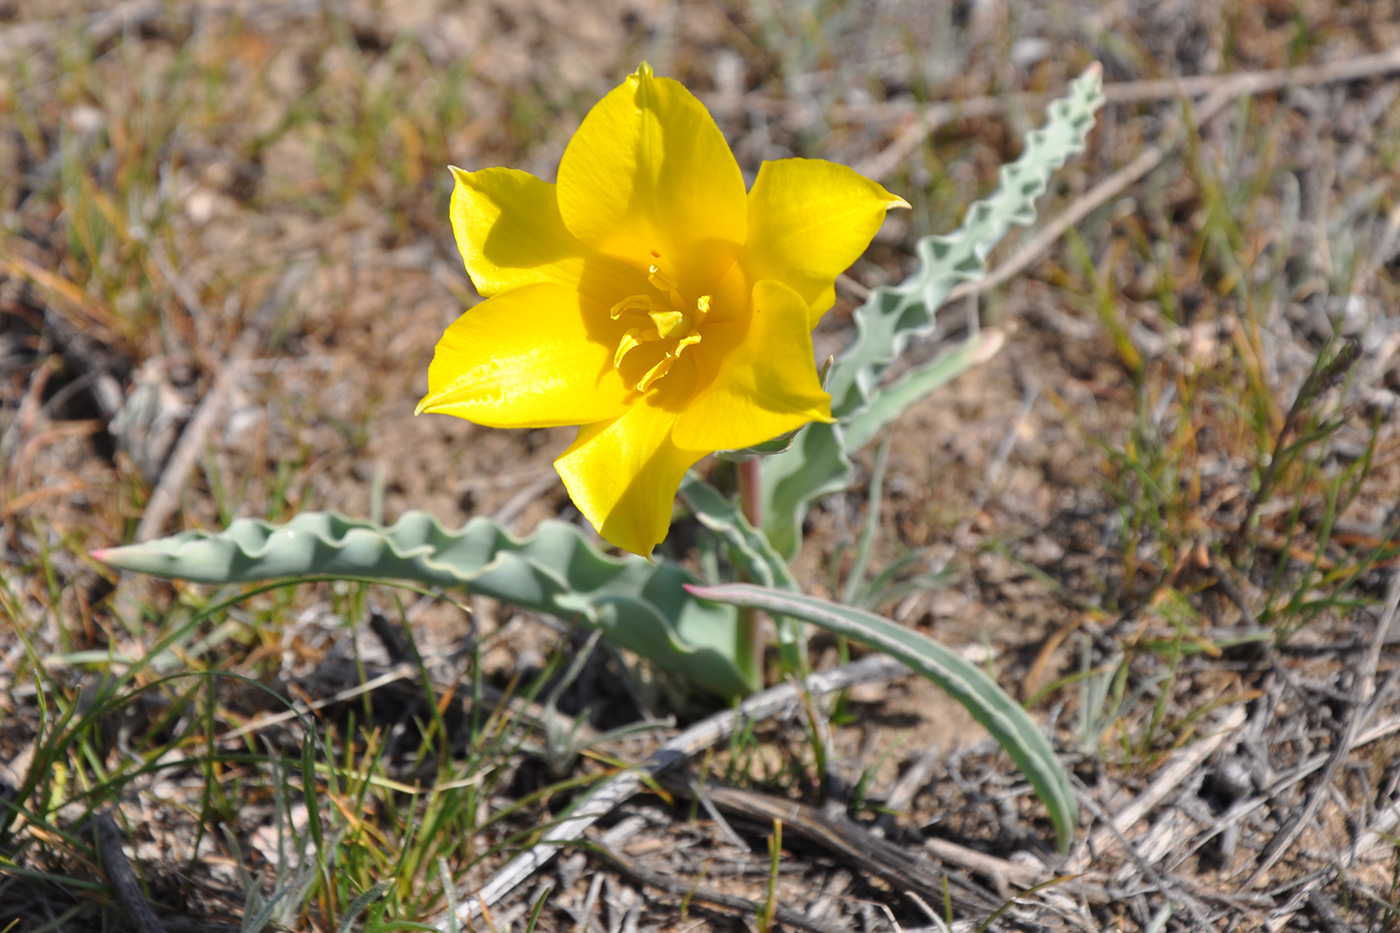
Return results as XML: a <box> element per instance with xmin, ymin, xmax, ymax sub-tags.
<box><xmin>610</xmin><ymin>263</ymin><xmax>710</xmax><ymax>392</ymax></box>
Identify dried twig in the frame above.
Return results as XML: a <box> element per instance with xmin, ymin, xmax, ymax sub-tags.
<box><xmin>1249</xmin><ymin>571</ymin><xmax>1400</xmax><ymax>886</ymax></box>
<box><xmin>853</xmin><ymin>44</ymin><xmax>1400</xmax><ymax>183</ymax></box>
<box><xmin>589</xmin><ymin>844</ymin><xmax>850</xmax><ymax>933</ymax></box>
<box><xmin>131</xmin><ymin>261</ymin><xmax>311</xmax><ymax>543</ymax></box>
<box><xmin>656</xmin><ymin>775</ymin><xmax>1001</xmax><ymax>911</ymax></box>
<box><xmin>1073</xmin><ymin>704</ymin><xmax>1249</xmax><ymax>871</ymax></box>
<box><xmin>490</xmin><ymin>470</ymin><xmax>562</xmax><ymax>531</ymax></box>
<box><xmin>876</xmin><ymin>743</ymin><xmax>941</xmax><ymax>827</ymax></box>
<box><xmin>430</xmin><ymin>655</ymin><xmax>911</xmax><ymax>930</ymax></box>
<box><xmin>132</xmin><ymin>335</ymin><xmax>255</xmax><ymax>543</ymax></box>
<box><xmin>93</xmin><ymin>812</ymin><xmax>166</xmax><ymax>933</ymax></box>
<box><xmin>942</xmin><ymin>83</ymin><xmax>1236</xmax><ymax>315</ymax></box>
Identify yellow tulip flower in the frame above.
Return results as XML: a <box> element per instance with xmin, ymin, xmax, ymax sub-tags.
<box><xmin>418</xmin><ymin>63</ymin><xmax>907</xmax><ymax>556</ymax></box>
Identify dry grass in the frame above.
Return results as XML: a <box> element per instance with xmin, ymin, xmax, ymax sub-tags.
<box><xmin>4</xmin><ymin>1</ymin><xmax>1400</xmax><ymax>930</ymax></box>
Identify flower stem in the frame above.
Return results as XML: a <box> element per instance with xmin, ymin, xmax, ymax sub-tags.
<box><xmin>736</xmin><ymin>456</ymin><xmax>764</xmax><ymax>530</ymax></box>
<box><xmin>735</xmin><ymin>456</ymin><xmax>765</xmax><ymax>690</ymax></box>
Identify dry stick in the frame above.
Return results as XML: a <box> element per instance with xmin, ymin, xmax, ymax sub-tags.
<box><xmin>588</xmin><ymin>844</ymin><xmax>850</xmax><ymax>933</ymax></box>
<box><xmin>1074</xmin><ymin>788</ymin><xmax>1219</xmax><ymax>932</ymax></box>
<box><xmin>942</xmin><ymin>82</ymin><xmax>1236</xmax><ymax>315</ymax></box>
<box><xmin>921</xmin><ymin>836</ymin><xmax>1043</xmax><ymax>894</ymax></box>
<box><xmin>878</xmin><ymin>45</ymin><xmax>1400</xmax><ymax>326</ymax></box>
<box><xmin>876</xmin><ymin>743</ymin><xmax>942</xmax><ymax>826</ymax></box>
<box><xmin>430</xmin><ymin>654</ymin><xmax>910</xmax><ymax>931</ymax></box>
<box><xmin>133</xmin><ymin>261</ymin><xmax>312</xmax><ymax>543</ymax></box>
<box><xmin>1070</xmin><ymin>704</ymin><xmax>1249</xmax><ymax>874</ymax></box>
<box><xmin>490</xmin><ymin>470</ymin><xmax>562</xmax><ymax>531</ymax></box>
<box><xmin>1248</xmin><ymin>571</ymin><xmax>1400</xmax><ymax>887</ymax></box>
<box><xmin>853</xmin><ymin>44</ymin><xmax>1400</xmax><ymax>184</ymax></box>
<box><xmin>131</xmin><ymin>248</ymin><xmax>243</xmax><ymax>544</ymax></box>
<box><xmin>93</xmin><ymin>812</ymin><xmax>167</xmax><ymax>933</ymax></box>
<box><xmin>654</xmin><ymin>775</ymin><xmax>1001</xmax><ymax>911</ymax></box>
<box><xmin>133</xmin><ymin>332</ymin><xmax>256</xmax><ymax>544</ymax></box>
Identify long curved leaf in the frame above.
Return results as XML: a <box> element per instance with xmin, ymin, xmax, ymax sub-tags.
<box><xmin>685</xmin><ymin>581</ymin><xmax>1077</xmax><ymax>851</ymax></box>
<box><xmin>762</xmin><ymin>66</ymin><xmax>1105</xmax><ymax>559</ymax></box>
<box><xmin>94</xmin><ymin>511</ymin><xmax>753</xmax><ymax>697</ymax></box>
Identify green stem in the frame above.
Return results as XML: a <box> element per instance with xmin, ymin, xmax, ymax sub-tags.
<box><xmin>735</xmin><ymin>457</ymin><xmax>766</xmax><ymax>690</ymax></box>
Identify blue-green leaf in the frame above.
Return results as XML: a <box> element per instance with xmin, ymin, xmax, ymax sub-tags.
<box><xmin>95</xmin><ymin>512</ymin><xmax>753</xmax><ymax>698</ymax></box>
<box><xmin>761</xmin><ymin>66</ymin><xmax>1105</xmax><ymax>560</ymax></box>
<box><xmin>678</xmin><ymin>473</ymin><xmax>804</xmax><ymax>673</ymax></box>
<box><xmin>686</xmin><ymin>582</ymin><xmax>1077</xmax><ymax>851</ymax></box>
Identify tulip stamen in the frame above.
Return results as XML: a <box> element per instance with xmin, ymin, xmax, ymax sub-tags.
<box><xmin>609</xmin><ymin>266</ymin><xmax>712</xmax><ymax>390</ymax></box>
<box><xmin>647</xmin><ymin>264</ymin><xmax>684</xmax><ymax>309</ymax></box>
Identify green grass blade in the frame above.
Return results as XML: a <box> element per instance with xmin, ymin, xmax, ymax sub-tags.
<box><xmin>337</xmin><ymin>882</ymin><xmax>393</xmax><ymax>933</ymax></box>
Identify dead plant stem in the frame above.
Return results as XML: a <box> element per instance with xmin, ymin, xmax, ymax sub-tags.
<box><xmin>430</xmin><ymin>654</ymin><xmax>911</xmax><ymax>930</ymax></box>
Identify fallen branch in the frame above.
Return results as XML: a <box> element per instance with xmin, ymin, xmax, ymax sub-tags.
<box><xmin>854</xmin><ymin>43</ymin><xmax>1400</xmax><ymax>183</ymax></box>
<box><xmin>656</xmin><ymin>775</ymin><xmax>1002</xmax><ymax>911</ymax></box>
<box><xmin>589</xmin><ymin>844</ymin><xmax>849</xmax><ymax>933</ymax></box>
<box><xmin>430</xmin><ymin>654</ymin><xmax>911</xmax><ymax>931</ymax></box>
<box><xmin>1249</xmin><ymin>571</ymin><xmax>1400</xmax><ymax>886</ymax></box>
<box><xmin>94</xmin><ymin>812</ymin><xmax>166</xmax><ymax>933</ymax></box>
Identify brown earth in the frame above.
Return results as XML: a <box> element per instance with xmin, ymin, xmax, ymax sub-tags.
<box><xmin>4</xmin><ymin>0</ymin><xmax>1400</xmax><ymax>930</ymax></box>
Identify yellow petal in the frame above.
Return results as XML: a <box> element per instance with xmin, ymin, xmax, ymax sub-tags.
<box><xmin>449</xmin><ymin>166</ymin><xmax>641</xmax><ymax>301</ymax></box>
<box><xmin>555</xmin><ymin>400</ymin><xmax>704</xmax><ymax>557</ymax></box>
<box><xmin>740</xmin><ymin>158</ymin><xmax>909</xmax><ymax>327</ymax></box>
<box><xmin>418</xmin><ymin>283</ymin><xmax>631</xmax><ymax>428</ymax></box>
<box><xmin>556</xmin><ymin>63</ymin><xmax>747</xmax><ymax>293</ymax></box>
<box><xmin>671</xmin><ymin>279</ymin><xmax>834</xmax><ymax>452</ymax></box>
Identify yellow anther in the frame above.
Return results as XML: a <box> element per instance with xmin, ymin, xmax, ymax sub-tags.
<box><xmin>647</xmin><ymin>265</ymin><xmax>679</xmax><ymax>293</ymax></box>
<box><xmin>610</xmin><ymin>295</ymin><xmax>651</xmax><ymax>320</ymax></box>
<box><xmin>647</xmin><ymin>265</ymin><xmax>686</xmax><ymax>310</ymax></box>
<box><xmin>610</xmin><ymin>271</ymin><xmax>707</xmax><ymax>392</ymax></box>
<box><xmin>614</xmin><ymin>328</ymin><xmax>645</xmax><ymax>368</ymax></box>
<box><xmin>637</xmin><ymin>355</ymin><xmax>675</xmax><ymax>392</ymax></box>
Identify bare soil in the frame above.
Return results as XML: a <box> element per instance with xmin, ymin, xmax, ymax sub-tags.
<box><xmin>4</xmin><ymin>0</ymin><xmax>1400</xmax><ymax>930</ymax></box>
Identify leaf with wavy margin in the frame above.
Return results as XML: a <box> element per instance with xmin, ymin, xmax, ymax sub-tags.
<box><xmin>94</xmin><ymin>511</ymin><xmax>754</xmax><ymax>697</ymax></box>
<box><xmin>761</xmin><ymin>67</ymin><xmax>1105</xmax><ymax>559</ymax></box>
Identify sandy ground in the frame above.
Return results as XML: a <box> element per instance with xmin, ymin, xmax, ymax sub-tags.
<box><xmin>5</xmin><ymin>1</ymin><xmax>1400</xmax><ymax>930</ymax></box>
